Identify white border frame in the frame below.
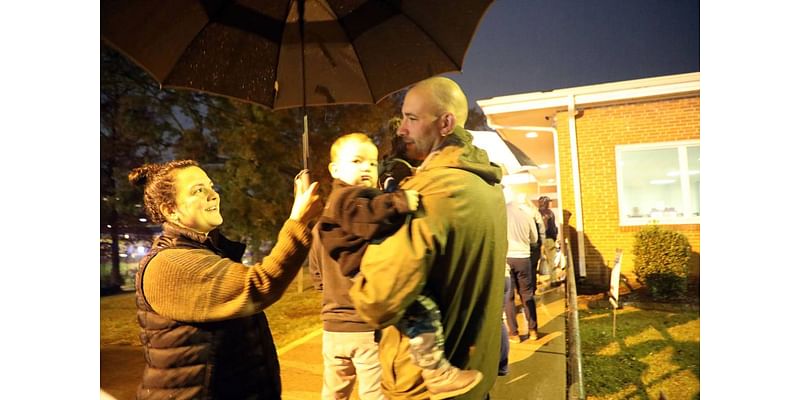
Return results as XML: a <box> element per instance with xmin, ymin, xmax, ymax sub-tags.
<box><xmin>615</xmin><ymin>139</ymin><xmax>700</xmax><ymax>226</ymax></box>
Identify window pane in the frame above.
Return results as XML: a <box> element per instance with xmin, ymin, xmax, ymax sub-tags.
<box><xmin>620</xmin><ymin>148</ymin><xmax>683</xmax><ymax>220</ymax></box>
<box><xmin>687</xmin><ymin>146</ymin><xmax>700</xmax><ymax>216</ymax></box>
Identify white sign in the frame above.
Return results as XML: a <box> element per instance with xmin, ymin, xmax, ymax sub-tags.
<box><xmin>609</xmin><ymin>249</ymin><xmax>622</xmax><ymax>309</ymax></box>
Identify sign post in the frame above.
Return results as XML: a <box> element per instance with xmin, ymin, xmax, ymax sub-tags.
<box><xmin>608</xmin><ymin>249</ymin><xmax>622</xmax><ymax>338</ymax></box>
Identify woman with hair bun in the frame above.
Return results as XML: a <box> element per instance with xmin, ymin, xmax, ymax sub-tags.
<box><xmin>128</xmin><ymin>160</ymin><xmax>322</xmax><ymax>399</ymax></box>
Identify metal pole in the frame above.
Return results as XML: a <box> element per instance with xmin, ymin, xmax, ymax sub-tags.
<box><xmin>565</xmin><ymin>238</ymin><xmax>586</xmax><ymax>400</ymax></box>
<box><xmin>299</xmin><ymin>0</ymin><xmax>309</xmax><ymax>171</ymax></box>
<box><xmin>567</xmin><ymin>95</ymin><xmax>586</xmax><ymax>277</ymax></box>
<box><xmin>303</xmin><ymin>113</ymin><xmax>309</xmax><ymax>170</ymax></box>
<box><xmin>612</xmin><ymin>307</ymin><xmax>617</xmax><ymax>338</ymax></box>
<box><xmin>298</xmin><ymin>0</ymin><xmax>308</xmax><ymax>291</ymax></box>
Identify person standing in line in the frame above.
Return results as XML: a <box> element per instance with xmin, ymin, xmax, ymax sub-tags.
<box><xmin>529</xmin><ymin>197</ymin><xmax>547</xmax><ymax>286</ymax></box>
<box><xmin>349</xmin><ymin>77</ymin><xmax>507</xmax><ymax>400</ymax></box>
<box><xmin>504</xmin><ymin>190</ymin><xmax>540</xmax><ymax>343</ymax></box>
<box><xmin>498</xmin><ymin>263</ymin><xmax>512</xmax><ymax>376</ymax></box>
<box><xmin>517</xmin><ymin>193</ymin><xmax>547</xmax><ymax>289</ymax></box>
<box><xmin>539</xmin><ymin>195</ymin><xmax>561</xmax><ymax>286</ymax></box>
<box><xmin>128</xmin><ymin>160</ymin><xmax>321</xmax><ymax>399</ymax></box>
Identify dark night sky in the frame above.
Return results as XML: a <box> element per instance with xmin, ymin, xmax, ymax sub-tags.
<box><xmin>444</xmin><ymin>0</ymin><xmax>700</xmax><ymax>106</ymax></box>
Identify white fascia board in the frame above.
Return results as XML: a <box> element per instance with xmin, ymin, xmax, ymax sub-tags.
<box><xmin>478</xmin><ymin>96</ymin><xmax>568</xmax><ymax>116</ymax></box>
<box><xmin>574</xmin><ymin>80</ymin><xmax>700</xmax><ymax>107</ymax></box>
<box><xmin>477</xmin><ymin>72</ymin><xmax>700</xmax><ymax>116</ymax></box>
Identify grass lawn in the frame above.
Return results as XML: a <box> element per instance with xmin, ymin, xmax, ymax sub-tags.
<box><xmin>100</xmin><ymin>267</ymin><xmax>323</xmax><ymax>349</ymax></box>
<box><xmin>100</xmin><ymin>261</ymin><xmax>139</xmax><ymax>289</ymax></box>
<box><xmin>580</xmin><ymin>306</ymin><xmax>700</xmax><ymax>400</ymax></box>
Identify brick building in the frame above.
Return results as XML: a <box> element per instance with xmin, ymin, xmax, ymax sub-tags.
<box><xmin>477</xmin><ymin>73</ymin><xmax>700</xmax><ymax>287</ymax></box>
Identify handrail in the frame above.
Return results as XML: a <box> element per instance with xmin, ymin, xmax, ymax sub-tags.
<box><xmin>565</xmin><ymin>238</ymin><xmax>585</xmax><ymax>400</ymax></box>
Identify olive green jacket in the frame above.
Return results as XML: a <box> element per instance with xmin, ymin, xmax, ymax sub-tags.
<box><xmin>350</xmin><ymin>127</ymin><xmax>508</xmax><ymax>399</ymax></box>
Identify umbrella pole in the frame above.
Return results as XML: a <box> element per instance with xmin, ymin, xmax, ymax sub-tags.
<box><xmin>297</xmin><ymin>0</ymin><xmax>309</xmax><ymax>293</ymax></box>
<box><xmin>299</xmin><ymin>0</ymin><xmax>309</xmax><ymax>171</ymax></box>
<box><xmin>303</xmin><ymin>112</ymin><xmax>309</xmax><ymax>170</ymax></box>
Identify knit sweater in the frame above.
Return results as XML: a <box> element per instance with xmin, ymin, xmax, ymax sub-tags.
<box><xmin>142</xmin><ymin>220</ymin><xmax>312</xmax><ymax>322</ymax></box>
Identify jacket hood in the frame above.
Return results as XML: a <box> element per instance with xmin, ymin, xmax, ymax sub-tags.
<box><xmin>418</xmin><ymin>126</ymin><xmax>503</xmax><ymax>185</ymax></box>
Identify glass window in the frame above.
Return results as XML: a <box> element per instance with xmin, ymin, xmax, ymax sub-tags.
<box><xmin>686</xmin><ymin>145</ymin><xmax>700</xmax><ymax>218</ymax></box>
<box><xmin>616</xmin><ymin>141</ymin><xmax>700</xmax><ymax>226</ymax></box>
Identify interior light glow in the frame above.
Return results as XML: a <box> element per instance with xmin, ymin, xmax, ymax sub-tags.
<box><xmin>502</xmin><ymin>173</ymin><xmax>536</xmax><ymax>185</ymax></box>
<box><xmin>667</xmin><ymin>170</ymin><xmax>700</xmax><ymax>177</ymax></box>
<box><xmin>650</xmin><ymin>179</ymin><xmax>676</xmax><ymax>185</ymax></box>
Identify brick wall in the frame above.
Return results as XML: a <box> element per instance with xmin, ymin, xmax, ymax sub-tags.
<box><xmin>555</xmin><ymin>95</ymin><xmax>700</xmax><ymax>287</ymax></box>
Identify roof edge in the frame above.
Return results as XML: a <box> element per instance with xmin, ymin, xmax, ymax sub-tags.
<box><xmin>477</xmin><ymin>72</ymin><xmax>700</xmax><ymax>116</ymax></box>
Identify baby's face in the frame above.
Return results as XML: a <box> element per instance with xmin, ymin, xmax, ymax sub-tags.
<box><xmin>331</xmin><ymin>140</ymin><xmax>379</xmax><ymax>188</ymax></box>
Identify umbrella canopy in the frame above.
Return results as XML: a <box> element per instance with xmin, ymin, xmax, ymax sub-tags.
<box><xmin>101</xmin><ymin>0</ymin><xmax>494</xmax><ymax>110</ymax></box>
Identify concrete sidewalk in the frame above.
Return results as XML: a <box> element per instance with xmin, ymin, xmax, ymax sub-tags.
<box><xmin>100</xmin><ymin>285</ymin><xmax>567</xmax><ymax>400</ymax></box>
<box><xmin>279</xmin><ymin>284</ymin><xmax>567</xmax><ymax>400</ymax></box>
<box><xmin>490</xmin><ymin>284</ymin><xmax>567</xmax><ymax>400</ymax></box>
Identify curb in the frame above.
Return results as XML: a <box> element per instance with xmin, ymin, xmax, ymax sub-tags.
<box><xmin>587</xmin><ymin>299</ymin><xmax>699</xmax><ymax>312</ymax></box>
<box><xmin>277</xmin><ymin>328</ymin><xmax>322</xmax><ymax>356</ymax></box>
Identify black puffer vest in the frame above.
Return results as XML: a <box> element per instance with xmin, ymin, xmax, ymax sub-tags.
<box><xmin>135</xmin><ymin>224</ymin><xmax>281</xmax><ymax>399</ymax></box>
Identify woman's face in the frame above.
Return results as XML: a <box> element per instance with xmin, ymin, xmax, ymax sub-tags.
<box><xmin>169</xmin><ymin>166</ymin><xmax>223</xmax><ymax>234</ymax></box>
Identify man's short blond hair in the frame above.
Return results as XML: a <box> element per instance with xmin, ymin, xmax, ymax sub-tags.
<box><xmin>411</xmin><ymin>77</ymin><xmax>469</xmax><ymax>127</ymax></box>
<box><xmin>330</xmin><ymin>132</ymin><xmax>375</xmax><ymax>162</ymax></box>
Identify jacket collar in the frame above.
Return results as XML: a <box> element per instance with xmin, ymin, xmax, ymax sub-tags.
<box><xmin>160</xmin><ymin>222</ymin><xmax>246</xmax><ymax>262</ymax></box>
<box><xmin>162</xmin><ymin>222</ymin><xmax>208</xmax><ymax>244</ymax></box>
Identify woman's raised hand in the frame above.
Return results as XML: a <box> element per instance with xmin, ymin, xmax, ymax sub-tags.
<box><xmin>290</xmin><ymin>170</ymin><xmax>323</xmax><ymax>224</ymax></box>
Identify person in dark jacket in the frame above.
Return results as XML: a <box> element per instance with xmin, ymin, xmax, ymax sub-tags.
<box><xmin>311</xmin><ymin>133</ymin><xmax>482</xmax><ymax>400</ymax></box>
<box><xmin>539</xmin><ymin>195</ymin><xmax>561</xmax><ymax>286</ymax></box>
<box><xmin>128</xmin><ymin>160</ymin><xmax>322</xmax><ymax>399</ymax></box>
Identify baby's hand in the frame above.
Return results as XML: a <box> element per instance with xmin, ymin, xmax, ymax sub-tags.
<box><xmin>404</xmin><ymin>189</ymin><xmax>420</xmax><ymax>211</ymax></box>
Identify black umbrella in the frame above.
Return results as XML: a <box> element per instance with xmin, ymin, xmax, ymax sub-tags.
<box><xmin>101</xmin><ymin>0</ymin><xmax>494</xmax><ymax>168</ymax></box>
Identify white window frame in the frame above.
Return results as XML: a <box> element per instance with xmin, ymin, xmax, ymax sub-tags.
<box><xmin>615</xmin><ymin>139</ymin><xmax>700</xmax><ymax>226</ymax></box>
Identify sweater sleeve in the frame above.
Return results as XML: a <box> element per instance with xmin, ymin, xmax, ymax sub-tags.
<box><xmin>142</xmin><ymin>219</ymin><xmax>312</xmax><ymax>322</ymax></box>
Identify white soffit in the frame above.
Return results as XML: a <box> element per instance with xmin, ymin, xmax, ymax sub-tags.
<box><xmin>477</xmin><ymin>72</ymin><xmax>700</xmax><ymax>116</ymax></box>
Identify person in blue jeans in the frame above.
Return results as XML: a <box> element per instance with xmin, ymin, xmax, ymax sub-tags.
<box><xmin>504</xmin><ymin>191</ymin><xmax>540</xmax><ymax>342</ymax></box>
<box><xmin>498</xmin><ymin>263</ymin><xmax>512</xmax><ymax>376</ymax></box>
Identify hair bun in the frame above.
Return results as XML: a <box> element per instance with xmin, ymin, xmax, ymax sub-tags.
<box><xmin>128</xmin><ymin>164</ymin><xmax>160</xmax><ymax>187</ymax></box>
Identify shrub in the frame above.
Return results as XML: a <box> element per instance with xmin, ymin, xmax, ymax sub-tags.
<box><xmin>632</xmin><ymin>225</ymin><xmax>691</xmax><ymax>300</ymax></box>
